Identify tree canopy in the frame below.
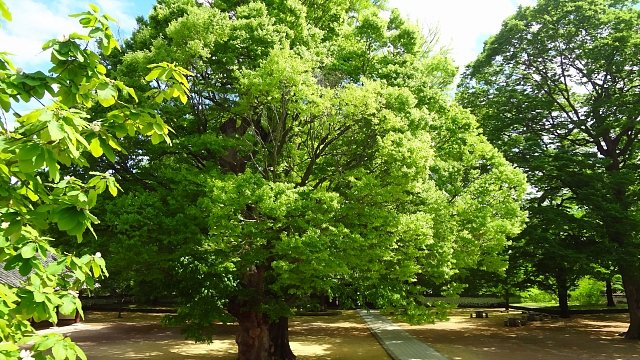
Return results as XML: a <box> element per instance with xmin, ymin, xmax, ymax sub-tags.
<box><xmin>458</xmin><ymin>0</ymin><xmax>640</xmax><ymax>338</ymax></box>
<box><xmin>82</xmin><ymin>1</ymin><xmax>526</xmax><ymax>358</ymax></box>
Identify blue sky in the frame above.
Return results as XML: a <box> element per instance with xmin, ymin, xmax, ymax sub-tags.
<box><xmin>1</xmin><ymin>0</ymin><xmax>536</xmax><ymax>73</ymax></box>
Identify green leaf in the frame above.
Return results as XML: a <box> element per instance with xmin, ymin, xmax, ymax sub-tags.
<box><xmin>20</xmin><ymin>243</ymin><xmax>37</xmax><ymax>259</ymax></box>
<box><xmin>87</xmin><ymin>189</ymin><xmax>98</xmax><ymax>207</ymax></box>
<box><xmin>46</xmin><ymin>259</ymin><xmax>67</xmax><ymax>275</ymax></box>
<box><xmin>33</xmin><ymin>334</ymin><xmax>61</xmax><ymax>351</ymax></box>
<box><xmin>95</xmin><ymin>83</ymin><xmax>117</xmax><ymax>107</ymax></box>
<box><xmin>99</xmin><ymin>137</ymin><xmax>116</xmax><ymax>162</ymax></box>
<box><xmin>59</xmin><ymin>297</ymin><xmax>77</xmax><ymax>316</ymax></box>
<box><xmin>0</xmin><ymin>343</ymin><xmax>18</xmax><ymax>352</ymax></box>
<box><xmin>96</xmin><ymin>62</ymin><xmax>106</xmax><ymax>74</ymax></box>
<box><xmin>55</xmin><ymin>207</ymin><xmax>81</xmax><ymax>231</ymax></box>
<box><xmin>0</xmin><ymin>93</ymin><xmax>11</xmax><ymax>111</ymax></box>
<box><xmin>0</xmin><ymin>284</ymin><xmax>18</xmax><ymax>308</ymax></box>
<box><xmin>151</xmin><ymin>132</ymin><xmax>163</xmax><ymax>144</ymax></box>
<box><xmin>152</xmin><ymin>121</ymin><xmax>165</xmax><ymax>134</ymax></box>
<box><xmin>48</xmin><ymin>121</ymin><xmax>66</xmax><ymax>141</ymax></box>
<box><xmin>91</xmin><ymin>262</ymin><xmax>101</xmax><ymax>277</ymax></box>
<box><xmin>67</xmin><ymin>219</ymin><xmax>87</xmax><ymax>237</ymax></box>
<box><xmin>52</xmin><ymin>341</ymin><xmax>66</xmax><ymax>360</ymax></box>
<box><xmin>89</xmin><ymin>3</ymin><xmax>99</xmax><ymax>13</ymax></box>
<box><xmin>17</xmin><ymin>143</ymin><xmax>42</xmax><ymax>161</ymax></box>
<box><xmin>125</xmin><ymin>86</ymin><xmax>138</xmax><ymax>102</ymax></box>
<box><xmin>18</xmin><ymin>260</ymin><xmax>32</xmax><ymax>277</ymax></box>
<box><xmin>76</xmin><ymin>346</ymin><xmax>88</xmax><ymax>360</ymax></box>
<box><xmin>144</xmin><ymin>68</ymin><xmax>162</xmax><ymax>81</ymax></box>
<box><xmin>89</xmin><ymin>137</ymin><xmax>103</xmax><ymax>157</ymax></box>
<box><xmin>45</xmin><ymin>149</ymin><xmax>61</xmax><ymax>182</ymax></box>
<box><xmin>107</xmin><ymin>178</ymin><xmax>118</xmax><ymax>197</ymax></box>
<box><xmin>4</xmin><ymin>220</ymin><xmax>22</xmax><ymax>237</ymax></box>
<box><xmin>0</xmin><ymin>0</ymin><xmax>11</xmax><ymax>21</ymax></box>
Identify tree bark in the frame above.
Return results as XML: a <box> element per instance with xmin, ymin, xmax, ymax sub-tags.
<box><xmin>503</xmin><ymin>287</ymin><xmax>510</xmax><ymax>311</ymax></box>
<box><xmin>235</xmin><ymin>310</ymin><xmax>271</xmax><ymax>360</ymax></box>
<box><xmin>606</xmin><ymin>279</ymin><xmax>616</xmax><ymax>307</ymax></box>
<box><xmin>601</xmin><ymin>171</ymin><xmax>639</xmax><ymax>339</ymax></box>
<box><xmin>232</xmin><ymin>311</ymin><xmax>296</xmax><ymax>359</ymax></box>
<box><xmin>269</xmin><ymin>317</ymin><xmax>296</xmax><ymax>360</ymax></box>
<box><xmin>228</xmin><ymin>265</ymin><xmax>297</xmax><ymax>359</ymax></box>
<box><xmin>620</xmin><ymin>267</ymin><xmax>640</xmax><ymax>339</ymax></box>
<box><xmin>556</xmin><ymin>273</ymin><xmax>570</xmax><ymax>318</ymax></box>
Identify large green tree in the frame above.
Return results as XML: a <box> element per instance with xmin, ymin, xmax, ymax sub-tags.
<box><xmin>459</xmin><ymin>0</ymin><xmax>640</xmax><ymax>338</ymax></box>
<box><xmin>89</xmin><ymin>1</ymin><xmax>526</xmax><ymax>358</ymax></box>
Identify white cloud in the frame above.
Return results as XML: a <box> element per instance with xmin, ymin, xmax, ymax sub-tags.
<box><xmin>0</xmin><ymin>0</ymin><xmax>141</xmax><ymax>121</ymax></box>
<box><xmin>1</xmin><ymin>0</ymin><xmax>80</xmax><ymax>71</ymax></box>
<box><xmin>1</xmin><ymin>0</ymin><xmax>538</xmax><ymax>75</ymax></box>
<box><xmin>0</xmin><ymin>0</ymin><xmax>139</xmax><ymax>72</ymax></box>
<box><xmin>388</xmin><ymin>0</ymin><xmax>537</xmax><ymax>70</ymax></box>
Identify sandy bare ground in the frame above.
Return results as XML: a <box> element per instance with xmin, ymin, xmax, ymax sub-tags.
<box><xmin>41</xmin><ymin>311</ymin><xmax>390</xmax><ymax>359</ymax></box>
<box><xmin>397</xmin><ymin>308</ymin><xmax>640</xmax><ymax>360</ymax></box>
<box><xmin>42</xmin><ymin>308</ymin><xmax>640</xmax><ymax>359</ymax></box>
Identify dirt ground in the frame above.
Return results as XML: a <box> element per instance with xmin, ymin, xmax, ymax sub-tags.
<box><xmin>397</xmin><ymin>308</ymin><xmax>640</xmax><ymax>360</ymax></box>
<box><xmin>40</xmin><ymin>311</ymin><xmax>390</xmax><ymax>359</ymax></box>
<box><xmin>41</xmin><ymin>309</ymin><xmax>640</xmax><ymax>359</ymax></box>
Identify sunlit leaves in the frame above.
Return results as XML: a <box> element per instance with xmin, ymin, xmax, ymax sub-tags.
<box><xmin>458</xmin><ymin>0</ymin><xmax>640</xmax><ymax>334</ymax></box>
<box><xmin>0</xmin><ymin>0</ymin><xmax>10</xmax><ymax>23</ymax></box>
<box><xmin>95</xmin><ymin>83</ymin><xmax>117</xmax><ymax>107</ymax></box>
<box><xmin>0</xmin><ymin>2</ymin><xmax>190</xmax><ymax>359</ymax></box>
<box><xmin>145</xmin><ymin>62</ymin><xmax>193</xmax><ymax>105</ymax></box>
<box><xmin>98</xmin><ymin>1</ymin><xmax>528</xmax><ymax>343</ymax></box>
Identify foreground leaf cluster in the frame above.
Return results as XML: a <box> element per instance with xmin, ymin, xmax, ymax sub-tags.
<box><xmin>0</xmin><ymin>2</ymin><xmax>190</xmax><ymax>358</ymax></box>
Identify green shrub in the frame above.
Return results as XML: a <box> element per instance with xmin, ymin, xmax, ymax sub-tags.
<box><xmin>570</xmin><ymin>277</ymin><xmax>604</xmax><ymax>305</ymax></box>
<box><xmin>519</xmin><ymin>287</ymin><xmax>558</xmax><ymax>303</ymax></box>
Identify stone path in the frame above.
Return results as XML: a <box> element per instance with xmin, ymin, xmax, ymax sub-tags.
<box><xmin>358</xmin><ymin>310</ymin><xmax>448</xmax><ymax>360</ymax></box>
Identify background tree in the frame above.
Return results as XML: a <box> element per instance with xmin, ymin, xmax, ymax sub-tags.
<box><xmin>79</xmin><ymin>1</ymin><xmax>527</xmax><ymax>358</ymax></box>
<box><xmin>458</xmin><ymin>0</ymin><xmax>640</xmax><ymax>338</ymax></box>
<box><xmin>0</xmin><ymin>2</ymin><xmax>189</xmax><ymax>358</ymax></box>
<box><xmin>453</xmin><ymin>244</ymin><xmax>536</xmax><ymax>311</ymax></box>
<box><xmin>517</xmin><ymin>200</ymin><xmax>597</xmax><ymax>317</ymax></box>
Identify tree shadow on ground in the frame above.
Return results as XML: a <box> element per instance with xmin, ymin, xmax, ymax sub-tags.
<box><xmin>44</xmin><ymin>311</ymin><xmax>389</xmax><ymax>359</ymax></box>
<box><xmin>401</xmin><ymin>309</ymin><xmax>640</xmax><ymax>360</ymax></box>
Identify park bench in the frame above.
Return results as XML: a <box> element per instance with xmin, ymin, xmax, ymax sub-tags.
<box><xmin>470</xmin><ymin>310</ymin><xmax>489</xmax><ymax>318</ymax></box>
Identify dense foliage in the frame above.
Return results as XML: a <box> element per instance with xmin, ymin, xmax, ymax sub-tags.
<box><xmin>80</xmin><ymin>1</ymin><xmax>527</xmax><ymax>358</ymax></box>
<box><xmin>459</xmin><ymin>0</ymin><xmax>640</xmax><ymax>338</ymax></box>
<box><xmin>0</xmin><ymin>2</ymin><xmax>189</xmax><ymax>358</ymax></box>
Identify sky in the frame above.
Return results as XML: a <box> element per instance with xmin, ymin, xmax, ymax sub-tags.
<box><xmin>1</xmin><ymin>0</ymin><xmax>536</xmax><ymax>73</ymax></box>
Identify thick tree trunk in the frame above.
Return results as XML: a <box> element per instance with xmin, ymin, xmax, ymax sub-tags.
<box><xmin>620</xmin><ymin>268</ymin><xmax>640</xmax><ymax>339</ymax></box>
<box><xmin>556</xmin><ymin>274</ymin><xmax>570</xmax><ymax>318</ymax></box>
<box><xmin>269</xmin><ymin>317</ymin><xmax>296</xmax><ymax>360</ymax></box>
<box><xmin>606</xmin><ymin>279</ymin><xmax>616</xmax><ymax>307</ymax></box>
<box><xmin>602</xmin><ymin>166</ymin><xmax>640</xmax><ymax>339</ymax></box>
<box><xmin>235</xmin><ymin>310</ymin><xmax>271</xmax><ymax>360</ymax></box>
<box><xmin>233</xmin><ymin>312</ymin><xmax>296</xmax><ymax>359</ymax></box>
<box><xmin>228</xmin><ymin>265</ymin><xmax>297</xmax><ymax>359</ymax></box>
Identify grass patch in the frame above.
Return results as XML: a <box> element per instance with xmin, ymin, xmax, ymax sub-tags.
<box><xmin>514</xmin><ymin>302</ymin><xmax>628</xmax><ymax>311</ymax></box>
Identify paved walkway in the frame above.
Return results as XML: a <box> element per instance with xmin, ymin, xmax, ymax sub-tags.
<box><xmin>358</xmin><ymin>310</ymin><xmax>448</xmax><ymax>360</ymax></box>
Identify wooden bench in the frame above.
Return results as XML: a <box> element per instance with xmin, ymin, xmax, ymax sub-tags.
<box><xmin>470</xmin><ymin>310</ymin><xmax>489</xmax><ymax>318</ymax></box>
